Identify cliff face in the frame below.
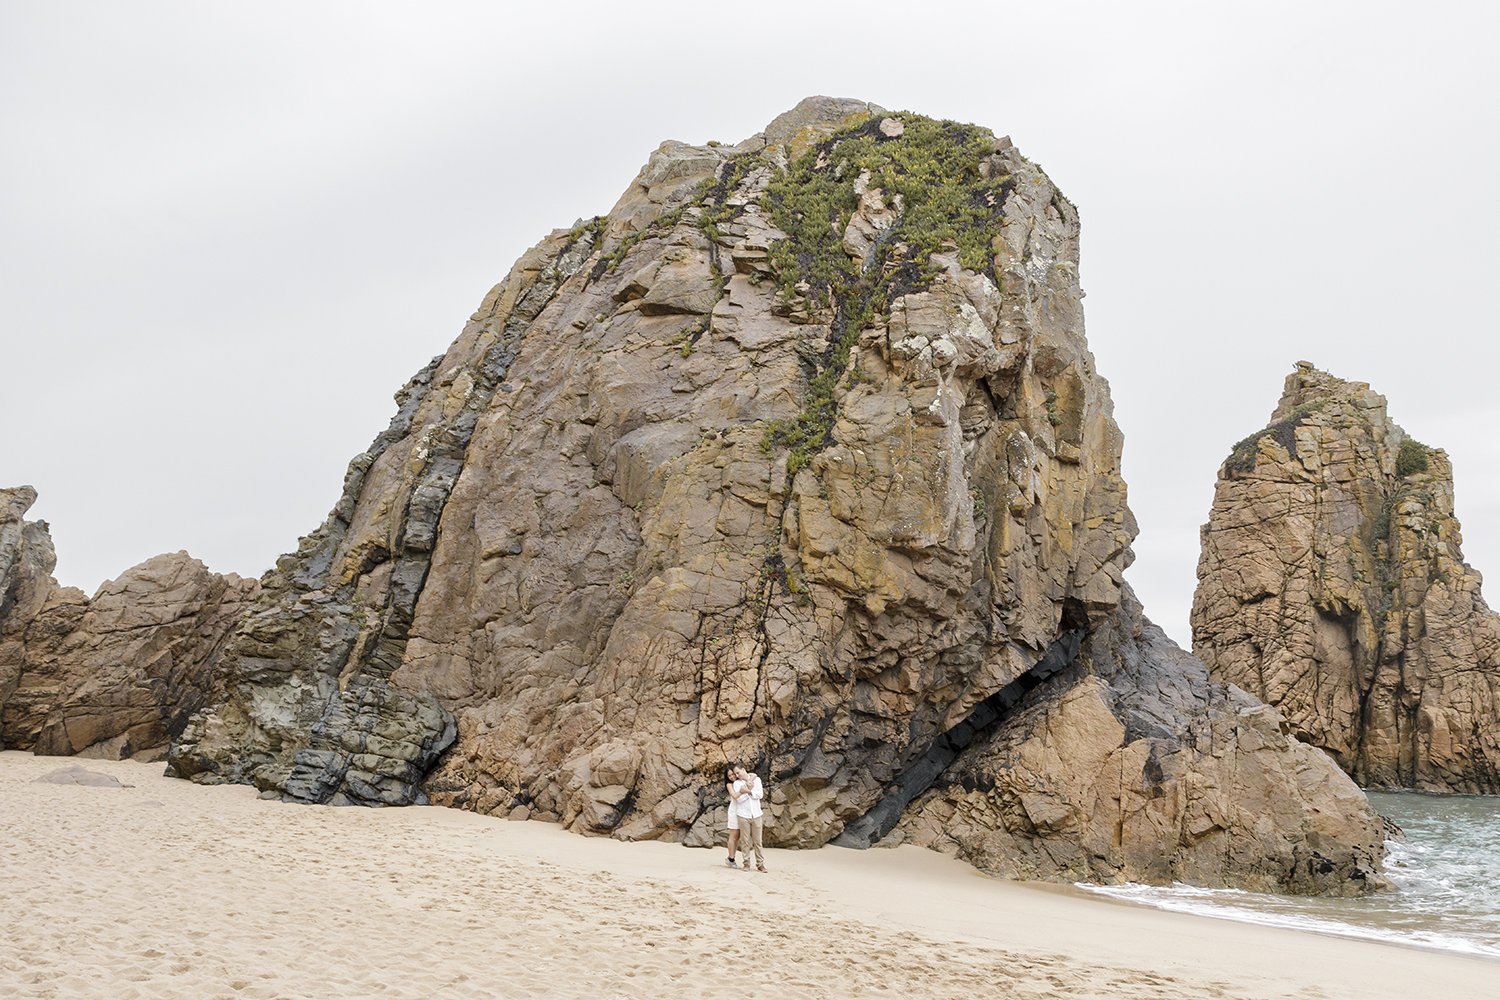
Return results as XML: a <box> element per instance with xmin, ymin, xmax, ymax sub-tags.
<box><xmin>164</xmin><ymin>99</ymin><xmax>1385</xmax><ymax>892</ymax></box>
<box><xmin>1193</xmin><ymin>363</ymin><xmax>1500</xmax><ymax>793</ymax></box>
<box><xmin>0</xmin><ymin>486</ymin><xmax>258</xmax><ymax>759</ymax></box>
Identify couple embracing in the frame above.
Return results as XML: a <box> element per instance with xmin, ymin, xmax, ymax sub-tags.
<box><xmin>723</xmin><ymin>763</ymin><xmax>767</xmax><ymax>872</ymax></box>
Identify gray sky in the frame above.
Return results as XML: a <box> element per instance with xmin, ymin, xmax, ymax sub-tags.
<box><xmin>3</xmin><ymin>1</ymin><xmax>1497</xmax><ymax>646</ymax></box>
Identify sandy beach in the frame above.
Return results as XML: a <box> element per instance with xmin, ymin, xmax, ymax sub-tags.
<box><xmin>0</xmin><ymin>751</ymin><xmax>1491</xmax><ymax>1000</ymax></box>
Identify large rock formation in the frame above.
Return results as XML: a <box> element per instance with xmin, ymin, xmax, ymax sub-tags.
<box><xmin>1193</xmin><ymin>363</ymin><xmax>1500</xmax><ymax>793</ymax></box>
<box><xmin>165</xmin><ymin>99</ymin><xmax>1386</xmax><ymax>892</ymax></box>
<box><xmin>0</xmin><ymin>486</ymin><xmax>258</xmax><ymax>759</ymax></box>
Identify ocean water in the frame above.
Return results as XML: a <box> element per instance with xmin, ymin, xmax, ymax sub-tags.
<box><xmin>1083</xmin><ymin>791</ymin><xmax>1500</xmax><ymax>959</ymax></box>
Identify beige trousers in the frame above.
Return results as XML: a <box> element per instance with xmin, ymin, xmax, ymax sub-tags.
<box><xmin>735</xmin><ymin>814</ymin><xmax>764</xmax><ymax>866</ymax></box>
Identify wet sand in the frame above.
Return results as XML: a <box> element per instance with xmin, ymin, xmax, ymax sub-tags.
<box><xmin>0</xmin><ymin>751</ymin><xmax>1491</xmax><ymax>999</ymax></box>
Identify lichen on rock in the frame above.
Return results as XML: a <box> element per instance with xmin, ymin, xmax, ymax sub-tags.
<box><xmin>1193</xmin><ymin>362</ymin><xmax>1500</xmax><ymax>793</ymax></box>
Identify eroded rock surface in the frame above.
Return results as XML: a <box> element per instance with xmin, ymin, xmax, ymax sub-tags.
<box><xmin>167</xmin><ymin>100</ymin><xmax>1384</xmax><ymax>892</ymax></box>
<box><xmin>895</xmin><ymin>588</ymin><xmax>1385</xmax><ymax>894</ymax></box>
<box><xmin>0</xmin><ymin>487</ymin><xmax>257</xmax><ymax>759</ymax></box>
<box><xmin>1193</xmin><ymin>363</ymin><xmax>1500</xmax><ymax>793</ymax></box>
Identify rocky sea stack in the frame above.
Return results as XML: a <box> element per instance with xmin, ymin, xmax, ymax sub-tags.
<box><xmin>5</xmin><ymin>99</ymin><xmax>1387</xmax><ymax>894</ymax></box>
<box><xmin>1194</xmin><ymin>362</ymin><xmax>1500</xmax><ymax>793</ymax></box>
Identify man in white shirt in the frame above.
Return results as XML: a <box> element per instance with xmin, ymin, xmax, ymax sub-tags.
<box><xmin>732</xmin><ymin>765</ymin><xmax>767</xmax><ymax>872</ymax></box>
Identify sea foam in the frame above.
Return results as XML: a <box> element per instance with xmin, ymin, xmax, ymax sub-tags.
<box><xmin>1080</xmin><ymin>791</ymin><xmax>1500</xmax><ymax>960</ymax></box>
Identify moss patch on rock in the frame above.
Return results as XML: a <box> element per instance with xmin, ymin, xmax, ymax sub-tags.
<box><xmin>760</xmin><ymin>113</ymin><xmax>1014</xmax><ymax>475</ymax></box>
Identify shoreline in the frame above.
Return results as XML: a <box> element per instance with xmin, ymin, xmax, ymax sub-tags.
<box><xmin>1066</xmin><ymin>880</ymin><xmax>1500</xmax><ymax>964</ymax></box>
<box><xmin>2</xmin><ymin>751</ymin><xmax>1492</xmax><ymax>999</ymax></box>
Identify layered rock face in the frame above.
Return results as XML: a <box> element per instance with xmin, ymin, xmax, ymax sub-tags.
<box><xmin>0</xmin><ymin>486</ymin><xmax>258</xmax><ymax>759</ymax></box>
<box><xmin>168</xmin><ymin>99</ymin><xmax>1385</xmax><ymax>892</ymax></box>
<box><xmin>1193</xmin><ymin>363</ymin><xmax>1500</xmax><ymax>793</ymax></box>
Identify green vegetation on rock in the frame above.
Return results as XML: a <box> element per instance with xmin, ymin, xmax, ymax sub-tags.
<box><xmin>760</xmin><ymin>113</ymin><xmax>1014</xmax><ymax>476</ymax></box>
<box><xmin>575</xmin><ymin>113</ymin><xmax>1018</xmax><ymax>479</ymax></box>
<box><xmin>1224</xmin><ymin>402</ymin><xmax>1325</xmax><ymax>477</ymax></box>
<box><xmin>696</xmin><ymin>155</ymin><xmax>756</xmax><ymax>236</ymax></box>
<box><xmin>591</xmin><ymin>204</ymin><xmax>691</xmax><ymax>279</ymax></box>
<box><xmin>1044</xmin><ymin>388</ymin><xmax>1062</xmax><ymax>427</ymax></box>
<box><xmin>1396</xmin><ymin>437</ymin><xmax>1430</xmax><ymax>478</ymax></box>
<box><xmin>567</xmin><ymin>216</ymin><xmax>607</xmax><ymax>244</ymax></box>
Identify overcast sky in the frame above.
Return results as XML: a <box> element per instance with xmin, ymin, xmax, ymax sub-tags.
<box><xmin>3</xmin><ymin>2</ymin><xmax>1497</xmax><ymax>646</ymax></box>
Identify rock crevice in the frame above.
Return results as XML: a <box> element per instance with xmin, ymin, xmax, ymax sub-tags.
<box><xmin>833</xmin><ymin>604</ymin><xmax>1087</xmax><ymax>850</ymax></box>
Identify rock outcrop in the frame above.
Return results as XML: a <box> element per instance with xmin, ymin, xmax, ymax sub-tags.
<box><xmin>894</xmin><ymin>589</ymin><xmax>1383</xmax><ymax>894</ymax></box>
<box><xmin>0</xmin><ymin>486</ymin><xmax>258</xmax><ymax>759</ymax></box>
<box><xmin>165</xmin><ymin>100</ymin><xmax>1386</xmax><ymax>892</ymax></box>
<box><xmin>1193</xmin><ymin>363</ymin><xmax>1500</xmax><ymax>793</ymax></box>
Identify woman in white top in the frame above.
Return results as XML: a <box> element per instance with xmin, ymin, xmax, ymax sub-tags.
<box><xmin>724</xmin><ymin>764</ymin><xmax>744</xmax><ymax>867</ymax></box>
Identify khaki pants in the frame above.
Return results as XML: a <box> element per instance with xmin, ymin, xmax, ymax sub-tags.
<box><xmin>735</xmin><ymin>814</ymin><xmax>764</xmax><ymax>866</ymax></box>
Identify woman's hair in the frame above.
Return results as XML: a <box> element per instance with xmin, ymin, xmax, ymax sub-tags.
<box><xmin>724</xmin><ymin>763</ymin><xmax>739</xmax><ymax>782</ymax></box>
